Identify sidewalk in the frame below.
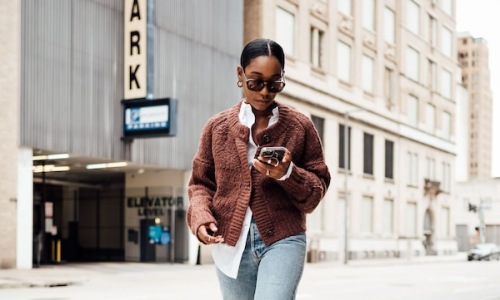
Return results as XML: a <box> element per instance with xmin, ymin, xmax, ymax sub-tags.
<box><xmin>0</xmin><ymin>252</ymin><xmax>466</xmax><ymax>290</ymax></box>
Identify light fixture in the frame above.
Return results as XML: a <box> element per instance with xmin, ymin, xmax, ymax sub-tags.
<box><xmin>47</xmin><ymin>153</ymin><xmax>70</xmax><ymax>160</ymax></box>
<box><xmin>33</xmin><ymin>165</ymin><xmax>70</xmax><ymax>173</ymax></box>
<box><xmin>86</xmin><ymin>162</ymin><xmax>128</xmax><ymax>169</ymax></box>
<box><xmin>32</xmin><ymin>153</ymin><xmax>70</xmax><ymax>161</ymax></box>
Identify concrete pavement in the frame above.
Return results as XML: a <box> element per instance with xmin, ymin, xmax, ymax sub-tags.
<box><xmin>0</xmin><ymin>253</ymin><xmax>466</xmax><ymax>290</ymax></box>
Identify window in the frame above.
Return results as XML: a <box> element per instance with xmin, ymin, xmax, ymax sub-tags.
<box><xmin>425</xmin><ymin>103</ymin><xmax>435</xmax><ymax>134</ymax></box>
<box><xmin>311</xmin><ymin>115</ymin><xmax>325</xmax><ymax>143</ymax></box>
<box><xmin>428</xmin><ymin>59</ymin><xmax>437</xmax><ymax>91</ymax></box>
<box><xmin>407</xmin><ymin>94</ymin><xmax>418</xmax><ymax>127</ymax></box>
<box><xmin>310</xmin><ymin>27</ymin><xmax>324</xmax><ymax>68</ymax></box>
<box><xmin>441</xmin><ymin>68</ymin><xmax>452</xmax><ymax>99</ymax></box>
<box><xmin>339</xmin><ymin>124</ymin><xmax>351</xmax><ymax>170</ymax></box>
<box><xmin>441</xmin><ymin>0</ymin><xmax>453</xmax><ymax>16</ymax></box>
<box><xmin>407</xmin><ymin>0</ymin><xmax>420</xmax><ymax>35</ymax></box>
<box><xmin>441</xmin><ymin>26</ymin><xmax>453</xmax><ymax>57</ymax></box>
<box><xmin>408</xmin><ymin>152</ymin><xmax>419</xmax><ymax>186</ymax></box>
<box><xmin>362</xmin><ymin>0</ymin><xmax>375</xmax><ymax>31</ymax></box>
<box><xmin>384</xmin><ymin>67</ymin><xmax>396</xmax><ymax>109</ymax></box>
<box><xmin>442</xmin><ymin>111</ymin><xmax>451</xmax><ymax>139</ymax></box>
<box><xmin>426</xmin><ymin>157</ymin><xmax>435</xmax><ymax>180</ymax></box>
<box><xmin>429</xmin><ymin>15</ymin><xmax>438</xmax><ymax>48</ymax></box>
<box><xmin>337</xmin><ymin>41</ymin><xmax>352</xmax><ymax>83</ymax></box>
<box><xmin>361</xmin><ymin>196</ymin><xmax>374</xmax><ymax>233</ymax></box>
<box><xmin>406</xmin><ymin>202</ymin><xmax>417</xmax><ymax>237</ymax></box>
<box><xmin>442</xmin><ymin>162</ymin><xmax>451</xmax><ymax>192</ymax></box>
<box><xmin>338</xmin><ymin>0</ymin><xmax>352</xmax><ymax>16</ymax></box>
<box><xmin>385</xmin><ymin>140</ymin><xmax>394</xmax><ymax>179</ymax></box>
<box><xmin>384</xmin><ymin>7</ymin><xmax>395</xmax><ymax>44</ymax></box>
<box><xmin>440</xmin><ymin>207</ymin><xmax>450</xmax><ymax>237</ymax></box>
<box><xmin>363</xmin><ymin>133</ymin><xmax>374</xmax><ymax>175</ymax></box>
<box><xmin>407</xmin><ymin>46</ymin><xmax>419</xmax><ymax>82</ymax></box>
<box><xmin>276</xmin><ymin>8</ymin><xmax>295</xmax><ymax>56</ymax></box>
<box><xmin>362</xmin><ymin>55</ymin><xmax>375</xmax><ymax>92</ymax></box>
<box><xmin>383</xmin><ymin>199</ymin><xmax>394</xmax><ymax>234</ymax></box>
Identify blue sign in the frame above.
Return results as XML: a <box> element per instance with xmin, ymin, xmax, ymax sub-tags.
<box><xmin>122</xmin><ymin>98</ymin><xmax>178</xmax><ymax>138</ymax></box>
<box><xmin>148</xmin><ymin>225</ymin><xmax>162</xmax><ymax>243</ymax></box>
<box><xmin>160</xmin><ymin>230</ymin><xmax>171</xmax><ymax>245</ymax></box>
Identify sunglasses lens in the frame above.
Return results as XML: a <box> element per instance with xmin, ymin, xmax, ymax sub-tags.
<box><xmin>246</xmin><ymin>79</ymin><xmax>264</xmax><ymax>92</ymax></box>
<box><xmin>269</xmin><ymin>82</ymin><xmax>285</xmax><ymax>93</ymax></box>
<box><xmin>245</xmin><ymin>78</ymin><xmax>285</xmax><ymax>93</ymax></box>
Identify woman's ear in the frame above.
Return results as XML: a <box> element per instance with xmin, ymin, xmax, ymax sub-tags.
<box><xmin>236</xmin><ymin>66</ymin><xmax>243</xmax><ymax>80</ymax></box>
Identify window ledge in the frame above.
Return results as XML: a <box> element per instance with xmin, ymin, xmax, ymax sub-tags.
<box><xmin>338</xmin><ymin>168</ymin><xmax>352</xmax><ymax>176</ymax></box>
<box><xmin>363</xmin><ymin>173</ymin><xmax>375</xmax><ymax>180</ymax></box>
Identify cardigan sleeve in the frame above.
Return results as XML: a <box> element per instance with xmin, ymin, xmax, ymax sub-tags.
<box><xmin>276</xmin><ymin>120</ymin><xmax>331</xmax><ymax>214</ymax></box>
<box><xmin>186</xmin><ymin>120</ymin><xmax>218</xmax><ymax>239</ymax></box>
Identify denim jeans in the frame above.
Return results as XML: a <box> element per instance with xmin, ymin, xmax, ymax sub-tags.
<box><xmin>216</xmin><ymin>219</ymin><xmax>306</xmax><ymax>300</ymax></box>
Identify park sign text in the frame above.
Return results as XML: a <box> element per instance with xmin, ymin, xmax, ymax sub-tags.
<box><xmin>124</xmin><ymin>0</ymin><xmax>147</xmax><ymax>99</ymax></box>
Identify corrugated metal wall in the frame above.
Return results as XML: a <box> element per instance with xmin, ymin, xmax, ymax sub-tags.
<box><xmin>21</xmin><ymin>0</ymin><xmax>243</xmax><ymax>169</ymax></box>
<box><xmin>131</xmin><ymin>0</ymin><xmax>244</xmax><ymax>167</ymax></box>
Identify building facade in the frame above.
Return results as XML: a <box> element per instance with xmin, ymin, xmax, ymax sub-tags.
<box><xmin>457</xmin><ymin>34</ymin><xmax>493</xmax><ymax>180</ymax></box>
<box><xmin>454</xmin><ymin>179</ymin><xmax>500</xmax><ymax>251</ymax></box>
<box><xmin>0</xmin><ymin>0</ymin><xmax>243</xmax><ymax>269</ymax></box>
<box><xmin>244</xmin><ymin>0</ymin><xmax>458</xmax><ymax>261</ymax></box>
<box><xmin>455</xmin><ymin>33</ymin><xmax>498</xmax><ymax>251</ymax></box>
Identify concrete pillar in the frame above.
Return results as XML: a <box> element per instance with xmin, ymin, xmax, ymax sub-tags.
<box><xmin>17</xmin><ymin>148</ymin><xmax>33</xmax><ymax>269</ymax></box>
<box><xmin>0</xmin><ymin>0</ymin><xmax>20</xmax><ymax>269</ymax></box>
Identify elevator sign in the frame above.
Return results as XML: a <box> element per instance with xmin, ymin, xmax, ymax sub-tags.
<box><xmin>124</xmin><ymin>0</ymin><xmax>147</xmax><ymax>99</ymax></box>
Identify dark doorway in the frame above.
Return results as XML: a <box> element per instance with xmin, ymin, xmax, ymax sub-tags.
<box><xmin>140</xmin><ymin>219</ymin><xmax>156</xmax><ymax>262</ymax></box>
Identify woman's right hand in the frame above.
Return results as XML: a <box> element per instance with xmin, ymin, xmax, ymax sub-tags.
<box><xmin>197</xmin><ymin>223</ymin><xmax>224</xmax><ymax>244</ymax></box>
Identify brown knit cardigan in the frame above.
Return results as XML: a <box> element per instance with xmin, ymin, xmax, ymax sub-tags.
<box><xmin>187</xmin><ymin>100</ymin><xmax>331</xmax><ymax>247</ymax></box>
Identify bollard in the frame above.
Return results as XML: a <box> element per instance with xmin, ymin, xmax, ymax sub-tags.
<box><xmin>51</xmin><ymin>238</ymin><xmax>62</xmax><ymax>263</ymax></box>
<box><xmin>57</xmin><ymin>239</ymin><xmax>61</xmax><ymax>263</ymax></box>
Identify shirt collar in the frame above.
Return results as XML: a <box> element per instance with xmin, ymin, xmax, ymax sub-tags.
<box><xmin>238</xmin><ymin>101</ymin><xmax>279</xmax><ymax>128</ymax></box>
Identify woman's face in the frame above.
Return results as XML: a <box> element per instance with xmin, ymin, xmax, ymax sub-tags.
<box><xmin>237</xmin><ymin>55</ymin><xmax>284</xmax><ymax>112</ymax></box>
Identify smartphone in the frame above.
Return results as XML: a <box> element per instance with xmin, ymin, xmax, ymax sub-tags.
<box><xmin>260</xmin><ymin>146</ymin><xmax>286</xmax><ymax>162</ymax></box>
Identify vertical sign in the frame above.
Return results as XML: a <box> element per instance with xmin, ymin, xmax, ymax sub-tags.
<box><xmin>124</xmin><ymin>0</ymin><xmax>147</xmax><ymax>99</ymax></box>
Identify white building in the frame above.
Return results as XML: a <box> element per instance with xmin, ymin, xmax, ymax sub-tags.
<box><xmin>454</xmin><ymin>179</ymin><xmax>500</xmax><ymax>250</ymax></box>
<box><xmin>455</xmin><ymin>33</ymin><xmax>499</xmax><ymax>250</ymax></box>
<box><xmin>243</xmin><ymin>0</ymin><xmax>459</xmax><ymax>261</ymax></box>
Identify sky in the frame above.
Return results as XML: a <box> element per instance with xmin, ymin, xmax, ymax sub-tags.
<box><xmin>455</xmin><ymin>0</ymin><xmax>500</xmax><ymax>178</ymax></box>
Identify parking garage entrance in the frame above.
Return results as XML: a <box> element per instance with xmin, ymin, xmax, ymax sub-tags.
<box><xmin>32</xmin><ymin>162</ymin><xmax>189</xmax><ymax>265</ymax></box>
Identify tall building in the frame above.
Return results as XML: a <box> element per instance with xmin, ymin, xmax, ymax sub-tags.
<box><xmin>457</xmin><ymin>34</ymin><xmax>493</xmax><ymax>180</ymax></box>
<box><xmin>455</xmin><ymin>33</ymin><xmax>498</xmax><ymax>251</ymax></box>
<box><xmin>244</xmin><ymin>0</ymin><xmax>458</xmax><ymax>261</ymax></box>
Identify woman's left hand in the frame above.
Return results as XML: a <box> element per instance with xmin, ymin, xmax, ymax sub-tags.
<box><xmin>253</xmin><ymin>148</ymin><xmax>292</xmax><ymax>179</ymax></box>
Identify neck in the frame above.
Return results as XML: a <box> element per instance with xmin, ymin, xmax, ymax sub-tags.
<box><xmin>251</xmin><ymin>103</ymin><xmax>274</xmax><ymax>119</ymax></box>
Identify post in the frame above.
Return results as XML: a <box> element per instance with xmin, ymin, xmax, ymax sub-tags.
<box><xmin>343</xmin><ymin>113</ymin><xmax>349</xmax><ymax>265</ymax></box>
<box><xmin>479</xmin><ymin>198</ymin><xmax>486</xmax><ymax>244</ymax></box>
<box><xmin>343</xmin><ymin>108</ymin><xmax>365</xmax><ymax>265</ymax></box>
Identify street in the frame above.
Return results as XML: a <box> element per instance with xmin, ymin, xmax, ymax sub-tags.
<box><xmin>0</xmin><ymin>259</ymin><xmax>499</xmax><ymax>300</ymax></box>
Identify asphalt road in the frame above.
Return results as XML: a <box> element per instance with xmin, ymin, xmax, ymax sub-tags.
<box><xmin>0</xmin><ymin>259</ymin><xmax>499</xmax><ymax>300</ymax></box>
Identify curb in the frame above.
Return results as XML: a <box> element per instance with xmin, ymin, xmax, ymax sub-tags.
<box><xmin>0</xmin><ymin>278</ymin><xmax>85</xmax><ymax>289</ymax></box>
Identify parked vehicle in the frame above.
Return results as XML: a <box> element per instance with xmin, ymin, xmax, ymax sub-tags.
<box><xmin>467</xmin><ymin>243</ymin><xmax>500</xmax><ymax>261</ymax></box>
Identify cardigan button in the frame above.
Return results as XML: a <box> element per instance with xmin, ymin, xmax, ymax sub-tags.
<box><xmin>266</xmin><ymin>230</ymin><xmax>273</xmax><ymax>236</ymax></box>
<box><xmin>263</xmin><ymin>134</ymin><xmax>270</xmax><ymax>143</ymax></box>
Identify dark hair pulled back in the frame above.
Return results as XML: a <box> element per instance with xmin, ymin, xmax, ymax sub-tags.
<box><xmin>240</xmin><ymin>38</ymin><xmax>285</xmax><ymax>71</ymax></box>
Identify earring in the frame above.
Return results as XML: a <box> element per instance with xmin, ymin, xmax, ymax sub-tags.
<box><xmin>237</xmin><ymin>81</ymin><xmax>243</xmax><ymax>87</ymax></box>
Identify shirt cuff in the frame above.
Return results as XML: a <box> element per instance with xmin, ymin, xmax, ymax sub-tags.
<box><xmin>277</xmin><ymin>162</ymin><xmax>294</xmax><ymax>181</ymax></box>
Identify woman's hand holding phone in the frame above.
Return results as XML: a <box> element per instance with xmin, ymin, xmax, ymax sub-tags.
<box><xmin>253</xmin><ymin>146</ymin><xmax>291</xmax><ymax>179</ymax></box>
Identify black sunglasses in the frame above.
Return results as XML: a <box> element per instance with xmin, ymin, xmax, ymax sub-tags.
<box><xmin>242</xmin><ymin>72</ymin><xmax>286</xmax><ymax>93</ymax></box>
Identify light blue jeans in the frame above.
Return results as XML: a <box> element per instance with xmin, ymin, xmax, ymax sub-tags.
<box><xmin>216</xmin><ymin>219</ymin><xmax>307</xmax><ymax>300</ymax></box>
